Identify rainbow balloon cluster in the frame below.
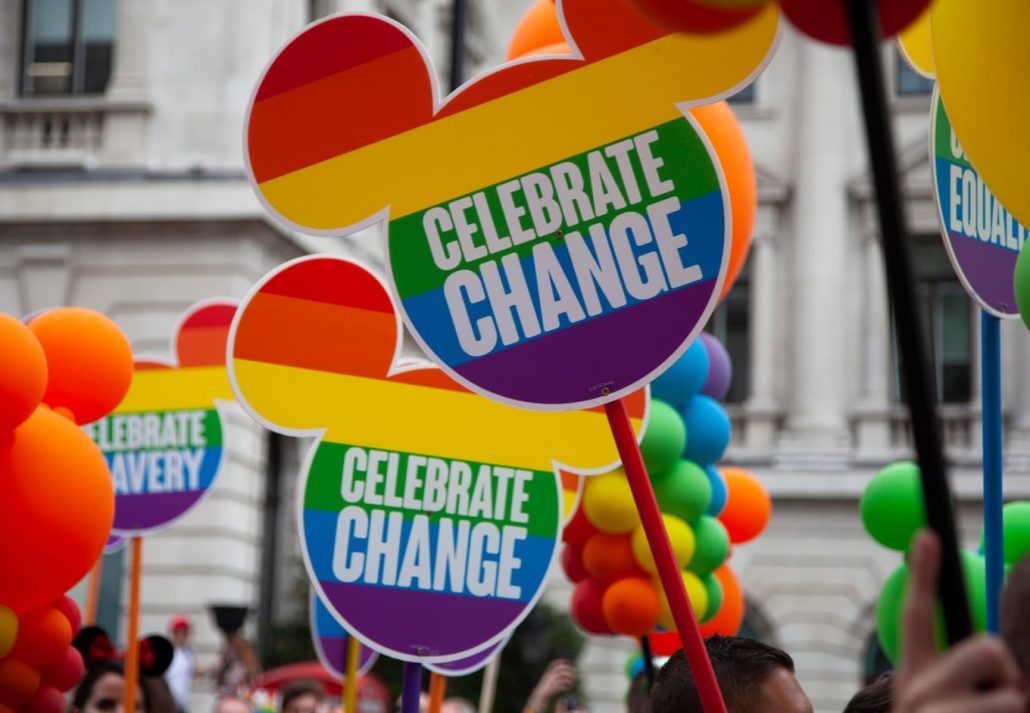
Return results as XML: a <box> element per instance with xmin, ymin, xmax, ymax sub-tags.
<box><xmin>0</xmin><ymin>597</ymin><xmax>85</xmax><ymax>713</ymax></box>
<box><xmin>0</xmin><ymin>308</ymin><xmax>131</xmax><ymax>713</ymax></box>
<box><xmin>561</xmin><ymin>334</ymin><xmax>771</xmax><ymax>640</ymax></box>
<box><xmin>861</xmin><ymin>462</ymin><xmax>1010</xmax><ymax>662</ymax></box>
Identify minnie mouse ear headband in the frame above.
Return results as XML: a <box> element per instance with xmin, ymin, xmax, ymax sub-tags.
<box><xmin>72</xmin><ymin>626</ymin><xmax>175</xmax><ymax>676</ymax></box>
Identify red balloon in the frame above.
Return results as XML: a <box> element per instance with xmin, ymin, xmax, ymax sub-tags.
<box><xmin>561</xmin><ymin>543</ymin><xmax>590</xmax><ymax>583</ymax></box>
<box><xmin>628</xmin><ymin>0</ymin><xmax>764</xmax><ymax>34</ymax></box>
<box><xmin>19</xmin><ymin>685</ymin><xmax>65</xmax><ymax>713</ymax></box>
<box><xmin>0</xmin><ymin>659</ymin><xmax>40</xmax><ymax>706</ymax></box>
<box><xmin>49</xmin><ymin>597</ymin><xmax>81</xmax><ymax>637</ymax></box>
<box><xmin>41</xmin><ymin>647</ymin><xmax>84</xmax><ymax>693</ymax></box>
<box><xmin>571</xmin><ymin>579</ymin><xmax>612</xmax><ymax>635</ymax></box>
<box><xmin>507</xmin><ymin>0</ymin><xmax>565</xmax><ymax>60</ymax></box>
<box><xmin>28</xmin><ymin>307</ymin><xmax>133</xmax><ymax>425</ymax></box>
<box><xmin>718</xmin><ymin>467</ymin><xmax>771</xmax><ymax>544</ymax></box>
<box><xmin>582</xmin><ymin>532</ymin><xmax>644</xmax><ymax>582</ymax></box>
<box><xmin>649</xmin><ymin>630</ymin><xmax>682</xmax><ymax>657</ymax></box>
<box><xmin>0</xmin><ymin>314</ymin><xmax>46</xmax><ymax>433</ymax></box>
<box><xmin>780</xmin><ymin>0</ymin><xmax>928</xmax><ymax>46</ymax></box>
<box><xmin>0</xmin><ymin>407</ymin><xmax>114</xmax><ymax>612</ymax></box>
<box><xmin>562</xmin><ymin>505</ymin><xmax>597</xmax><ymax>545</ymax></box>
<box><xmin>699</xmin><ymin>565</ymin><xmax>744</xmax><ymax>637</ymax></box>
<box><xmin>11</xmin><ymin>607</ymin><xmax>72</xmax><ymax>668</ymax></box>
<box><xmin>602</xmin><ymin>578</ymin><xmax>660</xmax><ymax>637</ymax></box>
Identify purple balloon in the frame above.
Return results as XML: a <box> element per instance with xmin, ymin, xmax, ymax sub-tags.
<box><xmin>699</xmin><ymin>333</ymin><xmax>732</xmax><ymax>400</ymax></box>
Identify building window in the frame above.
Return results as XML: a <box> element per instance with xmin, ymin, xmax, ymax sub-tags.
<box><xmin>21</xmin><ymin>0</ymin><xmax>115</xmax><ymax>96</ymax></box>
<box><xmin>892</xmin><ymin>237</ymin><xmax>973</xmax><ymax>404</ymax></box>
<box><xmin>895</xmin><ymin>48</ymin><xmax>933</xmax><ymax>97</ymax></box>
<box><xmin>707</xmin><ymin>259</ymin><xmax>751</xmax><ymax>404</ymax></box>
<box><xmin>728</xmin><ymin>82</ymin><xmax>756</xmax><ymax>105</ymax></box>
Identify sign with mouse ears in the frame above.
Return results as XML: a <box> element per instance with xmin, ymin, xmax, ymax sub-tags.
<box><xmin>245</xmin><ymin>0</ymin><xmax>778</xmax><ymax>412</ymax></box>
<box><xmin>227</xmin><ymin>256</ymin><xmax>646</xmax><ymax>663</ymax></box>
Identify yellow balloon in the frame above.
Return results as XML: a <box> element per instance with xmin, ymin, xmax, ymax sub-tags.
<box><xmin>656</xmin><ymin>570</ymin><xmax>708</xmax><ymax>629</ymax></box>
<box><xmin>582</xmin><ymin>471</ymin><xmax>640</xmax><ymax>534</ymax></box>
<box><xmin>631</xmin><ymin>515</ymin><xmax>695</xmax><ymax>573</ymax></box>
<box><xmin>0</xmin><ymin>606</ymin><xmax>16</xmax><ymax>658</ymax></box>
<box><xmin>932</xmin><ymin>0</ymin><xmax>1030</xmax><ymax>227</ymax></box>
<box><xmin>898</xmin><ymin>6</ymin><xmax>934</xmax><ymax>79</ymax></box>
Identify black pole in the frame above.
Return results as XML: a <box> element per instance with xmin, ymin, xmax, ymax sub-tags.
<box><xmin>640</xmin><ymin>636</ymin><xmax>656</xmax><ymax>692</ymax></box>
<box><xmin>257</xmin><ymin>432</ymin><xmax>283</xmax><ymax>665</ymax></box>
<box><xmin>449</xmin><ymin>0</ymin><xmax>467</xmax><ymax>92</ymax></box>
<box><xmin>844</xmin><ymin>0</ymin><xmax>972</xmax><ymax>644</ymax></box>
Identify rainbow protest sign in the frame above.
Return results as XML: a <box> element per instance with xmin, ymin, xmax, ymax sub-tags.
<box><xmin>228</xmin><ymin>256</ymin><xmax>645</xmax><ymax>662</ymax></box>
<box><xmin>84</xmin><ymin>302</ymin><xmax>237</xmax><ymax>535</ymax></box>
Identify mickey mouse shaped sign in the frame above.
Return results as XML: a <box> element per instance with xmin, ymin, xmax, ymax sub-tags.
<box><xmin>245</xmin><ymin>0</ymin><xmax>778</xmax><ymax>411</ymax></box>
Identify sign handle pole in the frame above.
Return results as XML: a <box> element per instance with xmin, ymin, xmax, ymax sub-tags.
<box><xmin>478</xmin><ymin>650</ymin><xmax>500</xmax><ymax>713</ymax></box>
<box><xmin>604</xmin><ymin>399</ymin><xmax>725</xmax><ymax>713</ymax></box>
<box><xmin>982</xmin><ymin>311</ymin><xmax>1004</xmax><ymax>631</ymax></box>
<box><xmin>401</xmin><ymin>661</ymin><xmax>424</xmax><ymax>713</ymax></box>
<box><xmin>640</xmin><ymin>636</ymin><xmax>656</xmax><ymax>692</ymax></box>
<box><xmin>344</xmin><ymin>636</ymin><xmax>361</xmax><ymax>713</ymax></box>
<box><xmin>84</xmin><ymin>556</ymin><xmax>104</xmax><ymax>626</ymax></box>
<box><xmin>123</xmin><ymin>536</ymin><xmax>143</xmax><ymax>713</ymax></box>
<box><xmin>844</xmin><ymin>0</ymin><xmax>972</xmax><ymax>644</ymax></box>
<box><xmin>428</xmin><ymin>672</ymin><xmax>447</xmax><ymax>713</ymax></box>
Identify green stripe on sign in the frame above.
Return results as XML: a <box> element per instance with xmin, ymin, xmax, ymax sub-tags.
<box><xmin>935</xmin><ymin>99</ymin><xmax>972</xmax><ymax>170</ymax></box>
<box><xmin>303</xmin><ymin>441</ymin><xmax>559</xmax><ymax>539</ymax></box>
<box><xmin>389</xmin><ymin>117</ymin><xmax>721</xmax><ymax>299</ymax></box>
<box><xmin>88</xmin><ymin>408</ymin><xmax>222</xmax><ymax>453</ymax></box>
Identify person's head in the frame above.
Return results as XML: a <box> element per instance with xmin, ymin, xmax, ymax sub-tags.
<box><xmin>71</xmin><ymin>660</ymin><xmax>145</xmax><ymax>713</ymax></box>
<box><xmin>842</xmin><ymin>673</ymin><xmax>892</xmax><ymax>713</ymax></box>
<box><xmin>169</xmin><ymin>616</ymin><xmax>191</xmax><ymax>648</ymax></box>
<box><xmin>1002</xmin><ymin>552</ymin><xmax>1030</xmax><ymax>689</ymax></box>
<box><xmin>649</xmin><ymin>636</ymin><xmax>812</xmax><ymax>713</ymax></box>
<box><xmin>214</xmin><ymin>697</ymin><xmax>252</xmax><ymax>713</ymax></box>
<box><xmin>439</xmin><ymin>698</ymin><xmax>476</xmax><ymax>713</ymax></box>
<box><xmin>279</xmin><ymin>680</ymin><xmax>327</xmax><ymax>713</ymax></box>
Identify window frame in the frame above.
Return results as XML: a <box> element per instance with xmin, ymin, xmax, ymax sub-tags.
<box><xmin>19</xmin><ymin>0</ymin><xmax>115</xmax><ymax>97</ymax></box>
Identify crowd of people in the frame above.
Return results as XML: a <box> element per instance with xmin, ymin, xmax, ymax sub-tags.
<box><xmin>65</xmin><ymin>531</ymin><xmax>1030</xmax><ymax>713</ymax></box>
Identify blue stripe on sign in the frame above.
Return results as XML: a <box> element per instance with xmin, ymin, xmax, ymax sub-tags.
<box><xmin>303</xmin><ymin>508</ymin><xmax>554</xmax><ymax>603</ymax></box>
<box><xmin>401</xmin><ymin>190</ymin><xmax>726</xmax><ymax>367</ymax></box>
<box><xmin>104</xmin><ymin>446</ymin><xmax>222</xmax><ymax>495</ymax></box>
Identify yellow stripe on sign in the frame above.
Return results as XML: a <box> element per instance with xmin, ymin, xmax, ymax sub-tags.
<box><xmin>232</xmin><ymin>358</ymin><xmax>643</xmax><ymax>473</ymax></box>
<box><xmin>257</xmin><ymin>10</ymin><xmax>777</xmax><ymax>230</ymax></box>
<box><xmin>114</xmin><ymin>366</ymin><xmax>234</xmax><ymax>414</ymax></box>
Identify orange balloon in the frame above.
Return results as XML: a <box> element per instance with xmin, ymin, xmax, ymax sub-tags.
<box><xmin>602</xmin><ymin>578</ymin><xmax>660</xmax><ymax>638</ymax></box>
<box><xmin>507</xmin><ymin>0</ymin><xmax>565</xmax><ymax>61</ymax></box>
<box><xmin>582</xmin><ymin>532</ymin><xmax>645</xmax><ymax>582</ymax></box>
<box><xmin>0</xmin><ymin>658</ymin><xmax>41</xmax><ymax>706</ymax></box>
<box><xmin>699</xmin><ymin>565</ymin><xmax>744</xmax><ymax>637</ymax></box>
<box><xmin>689</xmin><ymin>101</ymin><xmax>757</xmax><ymax>302</ymax></box>
<box><xmin>516</xmin><ymin>41</ymin><xmax>575</xmax><ymax>60</ymax></box>
<box><xmin>28</xmin><ymin>308</ymin><xmax>133</xmax><ymax>425</ymax></box>
<box><xmin>718</xmin><ymin>467</ymin><xmax>771</xmax><ymax>544</ymax></box>
<box><xmin>0</xmin><ymin>407</ymin><xmax>114</xmax><ymax>612</ymax></box>
<box><xmin>11</xmin><ymin>607</ymin><xmax>72</xmax><ymax>668</ymax></box>
<box><xmin>0</xmin><ymin>314</ymin><xmax>47</xmax><ymax>433</ymax></box>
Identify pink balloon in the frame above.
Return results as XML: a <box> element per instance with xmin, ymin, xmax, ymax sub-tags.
<box><xmin>19</xmin><ymin>686</ymin><xmax>65</xmax><ymax>713</ymax></box>
<box><xmin>42</xmin><ymin>648</ymin><xmax>84</xmax><ymax>693</ymax></box>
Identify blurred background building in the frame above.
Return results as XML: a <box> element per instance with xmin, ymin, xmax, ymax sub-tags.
<box><xmin>2</xmin><ymin>1</ymin><xmax>1030</xmax><ymax>712</ymax></box>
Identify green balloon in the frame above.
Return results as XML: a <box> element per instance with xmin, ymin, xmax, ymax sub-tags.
<box><xmin>641</xmin><ymin>399</ymin><xmax>688</xmax><ymax>474</ymax></box>
<box><xmin>1003</xmin><ymin>502</ymin><xmax>1030</xmax><ymax>565</ymax></box>
<box><xmin>1015</xmin><ymin>241</ymin><xmax>1030</xmax><ymax>332</ymax></box>
<box><xmin>652</xmin><ymin>459</ymin><xmax>712</xmax><ymax>523</ymax></box>
<box><xmin>687</xmin><ymin>515</ymin><xmax>730</xmax><ymax>577</ymax></box>
<box><xmin>876</xmin><ymin>550</ymin><xmax>988</xmax><ymax>665</ymax></box>
<box><xmin>701</xmin><ymin>572</ymin><xmax>723</xmax><ymax>623</ymax></box>
<box><xmin>860</xmin><ymin>461</ymin><xmax>926</xmax><ymax>551</ymax></box>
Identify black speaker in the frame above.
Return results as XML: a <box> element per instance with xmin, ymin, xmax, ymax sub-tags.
<box><xmin>210</xmin><ymin>604</ymin><xmax>249</xmax><ymax>635</ymax></box>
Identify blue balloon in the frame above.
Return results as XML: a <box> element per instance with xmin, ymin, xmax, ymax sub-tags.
<box><xmin>651</xmin><ymin>340</ymin><xmax>710</xmax><ymax>409</ymax></box>
<box><xmin>629</xmin><ymin>655</ymin><xmax>645</xmax><ymax>679</ymax></box>
<box><xmin>705</xmin><ymin>466</ymin><xmax>727</xmax><ymax>516</ymax></box>
<box><xmin>681</xmin><ymin>395</ymin><xmax>731</xmax><ymax>466</ymax></box>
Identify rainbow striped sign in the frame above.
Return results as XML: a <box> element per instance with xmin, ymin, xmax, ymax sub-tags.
<box><xmin>245</xmin><ymin>0</ymin><xmax>777</xmax><ymax>410</ymax></box>
<box><xmin>310</xmin><ymin>589</ymin><xmax>378</xmax><ymax>678</ymax></box>
<box><xmin>228</xmin><ymin>257</ymin><xmax>645</xmax><ymax>662</ymax></box>
<box><xmin>84</xmin><ymin>302</ymin><xmax>237</xmax><ymax>535</ymax></box>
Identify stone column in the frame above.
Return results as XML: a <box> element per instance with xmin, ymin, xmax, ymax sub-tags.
<box><xmin>743</xmin><ymin>209</ymin><xmax>782</xmax><ymax>452</ymax></box>
<box><xmin>777</xmin><ymin>41</ymin><xmax>855</xmax><ymax>468</ymax></box>
<box><xmin>106</xmin><ymin>0</ymin><xmax>150</xmax><ymax>100</ymax></box>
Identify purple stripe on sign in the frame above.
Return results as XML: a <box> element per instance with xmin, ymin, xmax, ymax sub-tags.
<box><xmin>321</xmin><ymin>581</ymin><xmax>525</xmax><ymax>658</ymax></box>
<box><xmin>948</xmin><ymin>231</ymin><xmax>1019</xmax><ymax>315</ymax></box>
<box><xmin>113</xmin><ymin>490</ymin><xmax>205</xmax><ymax>532</ymax></box>
<box><xmin>454</xmin><ymin>279</ymin><xmax>718</xmax><ymax>405</ymax></box>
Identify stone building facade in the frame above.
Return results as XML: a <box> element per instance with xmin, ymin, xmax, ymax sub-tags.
<box><xmin>2</xmin><ymin>2</ymin><xmax>1028</xmax><ymax>712</ymax></box>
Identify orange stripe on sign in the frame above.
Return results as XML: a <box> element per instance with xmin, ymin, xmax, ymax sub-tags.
<box><xmin>177</xmin><ymin>325</ymin><xmax>230</xmax><ymax>368</ymax></box>
<box><xmin>233</xmin><ymin>292</ymin><xmax>396</xmax><ymax>379</ymax></box>
<box><xmin>250</xmin><ymin>45</ymin><xmax>433</xmax><ymax>183</ymax></box>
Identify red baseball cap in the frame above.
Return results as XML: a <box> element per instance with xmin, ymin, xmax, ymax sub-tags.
<box><xmin>169</xmin><ymin>615</ymin><xmax>191</xmax><ymax>632</ymax></box>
